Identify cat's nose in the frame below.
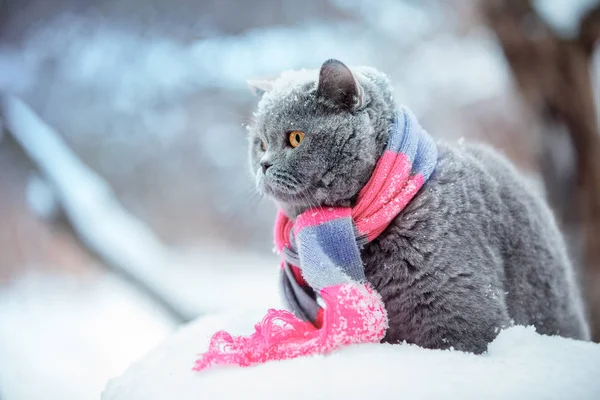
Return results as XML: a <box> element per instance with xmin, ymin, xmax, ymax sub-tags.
<box><xmin>261</xmin><ymin>161</ymin><xmax>272</xmax><ymax>173</ymax></box>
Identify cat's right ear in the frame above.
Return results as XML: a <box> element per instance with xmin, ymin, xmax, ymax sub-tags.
<box><xmin>247</xmin><ymin>79</ymin><xmax>274</xmax><ymax>97</ymax></box>
<box><xmin>317</xmin><ymin>59</ymin><xmax>364</xmax><ymax>111</ymax></box>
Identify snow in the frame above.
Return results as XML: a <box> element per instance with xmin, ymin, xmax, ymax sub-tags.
<box><xmin>0</xmin><ymin>253</ymin><xmax>282</xmax><ymax>400</ymax></box>
<box><xmin>0</xmin><ymin>272</ymin><xmax>177</xmax><ymax>400</ymax></box>
<box><xmin>103</xmin><ymin>309</ymin><xmax>600</xmax><ymax>400</ymax></box>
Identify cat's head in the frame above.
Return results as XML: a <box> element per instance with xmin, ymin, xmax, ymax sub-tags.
<box><xmin>247</xmin><ymin>59</ymin><xmax>396</xmax><ymax>217</ymax></box>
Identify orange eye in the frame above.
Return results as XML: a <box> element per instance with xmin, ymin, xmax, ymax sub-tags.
<box><xmin>260</xmin><ymin>140</ymin><xmax>267</xmax><ymax>151</ymax></box>
<box><xmin>288</xmin><ymin>131</ymin><xmax>305</xmax><ymax>148</ymax></box>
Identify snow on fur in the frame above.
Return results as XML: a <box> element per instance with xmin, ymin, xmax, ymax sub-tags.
<box><xmin>103</xmin><ymin>309</ymin><xmax>600</xmax><ymax>400</ymax></box>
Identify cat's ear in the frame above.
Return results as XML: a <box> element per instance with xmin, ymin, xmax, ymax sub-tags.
<box><xmin>247</xmin><ymin>79</ymin><xmax>274</xmax><ymax>97</ymax></box>
<box><xmin>317</xmin><ymin>59</ymin><xmax>364</xmax><ymax>110</ymax></box>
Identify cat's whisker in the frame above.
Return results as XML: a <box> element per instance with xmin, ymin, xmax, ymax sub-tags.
<box><xmin>307</xmin><ymin>190</ymin><xmax>320</xmax><ymax>210</ymax></box>
<box><xmin>299</xmin><ymin>190</ymin><xmax>316</xmax><ymax>210</ymax></box>
<box><xmin>305</xmin><ymin>183</ymin><xmax>326</xmax><ymax>211</ymax></box>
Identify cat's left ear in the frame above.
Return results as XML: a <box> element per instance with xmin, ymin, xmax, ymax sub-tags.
<box><xmin>317</xmin><ymin>59</ymin><xmax>364</xmax><ymax>111</ymax></box>
<box><xmin>247</xmin><ymin>79</ymin><xmax>274</xmax><ymax>97</ymax></box>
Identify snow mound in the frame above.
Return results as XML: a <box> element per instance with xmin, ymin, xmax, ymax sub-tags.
<box><xmin>0</xmin><ymin>273</ymin><xmax>176</xmax><ymax>400</ymax></box>
<box><xmin>103</xmin><ymin>309</ymin><xmax>600</xmax><ymax>400</ymax></box>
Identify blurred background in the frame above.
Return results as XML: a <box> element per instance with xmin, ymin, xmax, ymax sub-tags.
<box><xmin>0</xmin><ymin>0</ymin><xmax>598</xmax><ymax>398</ymax></box>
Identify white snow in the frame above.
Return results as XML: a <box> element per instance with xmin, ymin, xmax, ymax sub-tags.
<box><xmin>103</xmin><ymin>309</ymin><xmax>600</xmax><ymax>400</ymax></box>
<box><xmin>0</xmin><ymin>272</ymin><xmax>177</xmax><ymax>400</ymax></box>
<box><xmin>0</xmin><ymin>254</ymin><xmax>282</xmax><ymax>400</ymax></box>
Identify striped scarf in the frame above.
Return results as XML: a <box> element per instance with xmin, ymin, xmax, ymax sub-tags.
<box><xmin>194</xmin><ymin>107</ymin><xmax>438</xmax><ymax>371</ymax></box>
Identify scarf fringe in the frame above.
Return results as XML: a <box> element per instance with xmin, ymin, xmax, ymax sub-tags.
<box><xmin>193</xmin><ymin>283</ymin><xmax>387</xmax><ymax>371</ymax></box>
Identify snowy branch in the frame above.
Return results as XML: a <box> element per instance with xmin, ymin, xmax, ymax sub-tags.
<box><xmin>0</xmin><ymin>94</ymin><xmax>194</xmax><ymax>322</ymax></box>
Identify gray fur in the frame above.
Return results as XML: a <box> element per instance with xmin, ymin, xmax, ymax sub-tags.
<box><xmin>247</xmin><ymin>59</ymin><xmax>590</xmax><ymax>353</ymax></box>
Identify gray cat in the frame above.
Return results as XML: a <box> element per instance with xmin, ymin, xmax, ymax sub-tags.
<box><xmin>247</xmin><ymin>59</ymin><xmax>590</xmax><ymax>353</ymax></box>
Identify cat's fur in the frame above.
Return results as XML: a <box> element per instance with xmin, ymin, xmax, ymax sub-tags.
<box><xmin>247</xmin><ymin>59</ymin><xmax>590</xmax><ymax>353</ymax></box>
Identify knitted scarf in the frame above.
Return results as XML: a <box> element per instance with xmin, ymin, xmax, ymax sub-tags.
<box><xmin>194</xmin><ymin>106</ymin><xmax>437</xmax><ymax>371</ymax></box>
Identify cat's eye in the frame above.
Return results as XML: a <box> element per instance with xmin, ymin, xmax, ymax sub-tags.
<box><xmin>288</xmin><ymin>131</ymin><xmax>305</xmax><ymax>148</ymax></box>
<box><xmin>260</xmin><ymin>140</ymin><xmax>266</xmax><ymax>151</ymax></box>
